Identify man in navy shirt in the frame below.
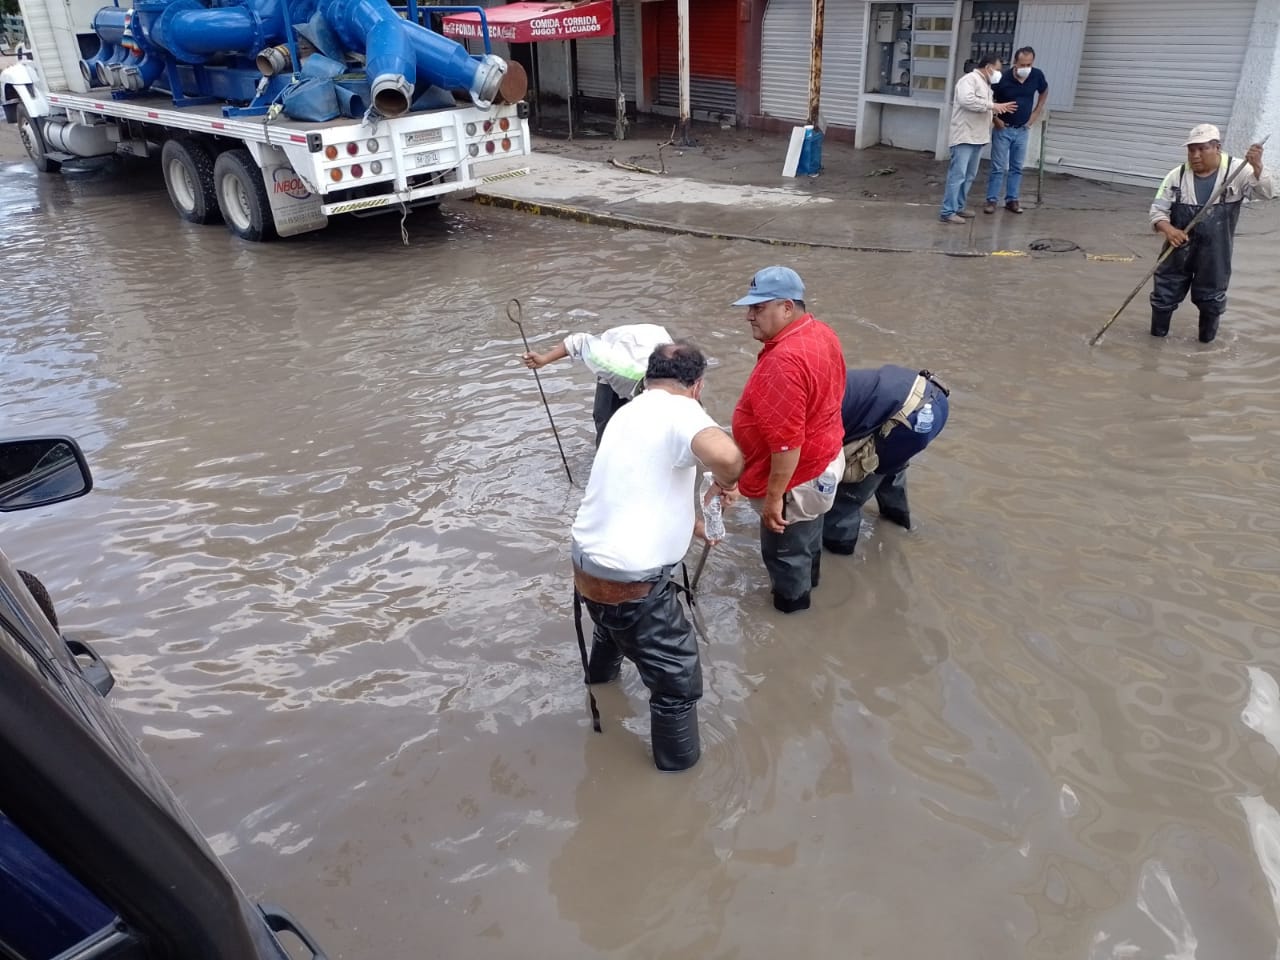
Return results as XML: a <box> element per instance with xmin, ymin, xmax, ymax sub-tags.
<box><xmin>822</xmin><ymin>366</ymin><xmax>949</xmax><ymax>556</ymax></box>
<box><xmin>984</xmin><ymin>46</ymin><xmax>1048</xmax><ymax>215</ymax></box>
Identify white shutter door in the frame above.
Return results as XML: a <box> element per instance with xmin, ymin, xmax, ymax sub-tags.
<box><xmin>1044</xmin><ymin>0</ymin><xmax>1254</xmax><ymax>182</ymax></box>
<box><xmin>760</xmin><ymin>0</ymin><xmax>812</xmax><ymax>122</ymax></box>
<box><xmin>818</xmin><ymin>0</ymin><xmax>866</xmax><ymax>128</ymax></box>
<box><xmin>576</xmin><ymin>0</ymin><xmax>637</xmax><ymax>100</ymax></box>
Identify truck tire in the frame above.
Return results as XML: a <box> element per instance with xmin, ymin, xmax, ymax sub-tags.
<box><xmin>16</xmin><ymin>103</ymin><xmax>60</xmax><ymax>174</ymax></box>
<box><xmin>213</xmin><ymin>148</ymin><xmax>277</xmax><ymax>242</ymax></box>
<box><xmin>161</xmin><ymin>138</ymin><xmax>221</xmax><ymax>225</ymax></box>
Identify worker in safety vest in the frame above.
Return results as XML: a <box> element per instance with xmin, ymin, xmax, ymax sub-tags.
<box><xmin>822</xmin><ymin>366</ymin><xmax>950</xmax><ymax>556</ymax></box>
<box><xmin>521</xmin><ymin>324</ymin><xmax>673</xmax><ymax>445</ymax></box>
<box><xmin>1149</xmin><ymin>124</ymin><xmax>1271</xmax><ymax>343</ymax></box>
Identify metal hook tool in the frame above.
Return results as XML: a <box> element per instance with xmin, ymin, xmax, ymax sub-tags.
<box><xmin>508</xmin><ymin>298</ymin><xmax>574</xmax><ymax>485</ymax></box>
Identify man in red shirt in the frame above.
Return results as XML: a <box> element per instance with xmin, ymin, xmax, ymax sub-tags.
<box><xmin>716</xmin><ymin>266</ymin><xmax>846</xmax><ymax>613</ymax></box>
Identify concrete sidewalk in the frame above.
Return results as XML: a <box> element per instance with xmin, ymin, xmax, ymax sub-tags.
<box><xmin>473</xmin><ymin>150</ymin><xmax>1154</xmax><ymax>259</ymax></box>
<box><xmin>473</xmin><ymin>118</ymin><xmax>1278</xmax><ymax>260</ymax></box>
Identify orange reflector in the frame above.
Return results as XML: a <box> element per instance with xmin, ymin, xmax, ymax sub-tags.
<box><xmin>329</xmin><ymin>169</ymin><xmax>342</xmax><ymax>181</ymax></box>
<box><xmin>499</xmin><ymin>117</ymin><xmax>510</xmax><ymax>132</ymax></box>
<box><xmin>346</xmin><ymin>142</ymin><xmax>359</xmax><ymax>156</ymax></box>
<box><xmin>501</xmin><ymin>138</ymin><xmax>511</xmax><ymax>152</ymax></box>
<box><xmin>324</xmin><ymin>145</ymin><xmax>338</xmax><ymax>160</ymax></box>
<box><xmin>351</xmin><ymin>163</ymin><xmax>363</xmax><ymax>178</ymax></box>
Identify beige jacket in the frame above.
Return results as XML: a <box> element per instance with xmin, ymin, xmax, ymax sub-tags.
<box><xmin>949</xmin><ymin>69</ymin><xmax>994</xmax><ymax>147</ymax></box>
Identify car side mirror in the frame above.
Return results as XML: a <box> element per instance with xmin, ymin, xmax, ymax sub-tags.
<box><xmin>0</xmin><ymin>437</ymin><xmax>93</xmax><ymax>512</ymax></box>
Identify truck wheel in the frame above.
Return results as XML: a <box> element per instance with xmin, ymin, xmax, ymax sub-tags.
<box><xmin>161</xmin><ymin>138</ymin><xmax>221</xmax><ymax>225</ymax></box>
<box><xmin>16</xmin><ymin>103</ymin><xmax>60</xmax><ymax>174</ymax></box>
<box><xmin>213</xmin><ymin>148</ymin><xmax>277</xmax><ymax>242</ymax></box>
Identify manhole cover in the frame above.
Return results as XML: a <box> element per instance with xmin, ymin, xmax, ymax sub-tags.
<box><xmin>1029</xmin><ymin>238</ymin><xmax>1080</xmax><ymax>253</ymax></box>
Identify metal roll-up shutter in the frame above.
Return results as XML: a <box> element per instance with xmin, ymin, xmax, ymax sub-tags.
<box><xmin>818</xmin><ymin>0</ymin><xmax>866</xmax><ymax>128</ymax></box>
<box><xmin>759</xmin><ymin>0</ymin><xmax>812</xmax><ymax>122</ymax></box>
<box><xmin>654</xmin><ymin>0</ymin><xmax>740</xmax><ymax>118</ymax></box>
<box><xmin>1045</xmin><ymin>0</ymin><xmax>1254</xmax><ymax>182</ymax></box>
<box><xmin>576</xmin><ymin>0</ymin><xmax>638</xmax><ymax>101</ymax></box>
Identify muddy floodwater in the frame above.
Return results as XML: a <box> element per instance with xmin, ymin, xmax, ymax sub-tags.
<box><xmin>4</xmin><ymin>154</ymin><xmax>1280</xmax><ymax>960</ymax></box>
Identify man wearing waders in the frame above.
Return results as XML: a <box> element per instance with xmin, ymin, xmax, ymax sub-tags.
<box><xmin>570</xmin><ymin>343</ymin><xmax>743</xmax><ymax>772</ymax></box>
<box><xmin>822</xmin><ymin>366</ymin><xmax>951</xmax><ymax>556</ymax></box>
<box><xmin>1149</xmin><ymin>124</ymin><xmax>1271</xmax><ymax>343</ymax></box>
<box><xmin>521</xmin><ymin>324</ymin><xmax>673</xmax><ymax>445</ymax></box>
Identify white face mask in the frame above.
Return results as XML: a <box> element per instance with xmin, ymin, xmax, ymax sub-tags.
<box><xmin>987</xmin><ymin>69</ymin><xmax>1002</xmax><ymax>85</ymax></box>
<box><xmin>1015</xmin><ymin>66</ymin><xmax>1032</xmax><ymax>80</ymax></box>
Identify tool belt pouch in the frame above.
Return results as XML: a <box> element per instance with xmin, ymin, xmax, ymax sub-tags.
<box><xmin>787</xmin><ymin>449</ymin><xmax>845</xmax><ymax>519</ymax></box>
<box><xmin>573</xmin><ymin>565</ymin><xmax>656</xmax><ymax>605</ymax></box>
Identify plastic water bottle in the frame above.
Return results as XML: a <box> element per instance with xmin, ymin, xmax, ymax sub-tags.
<box><xmin>914</xmin><ymin>402</ymin><xmax>934</xmax><ymax>434</ymax></box>
<box><xmin>702</xmin><ymin>472</ymin><xmax>726</xmax><ymax>540</ymax></box>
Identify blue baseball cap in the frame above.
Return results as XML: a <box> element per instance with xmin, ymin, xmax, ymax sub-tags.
<box><xmin>732</xmin><ymin>266</ymin><xmax>805</xmax><ymax>306</ymax></box>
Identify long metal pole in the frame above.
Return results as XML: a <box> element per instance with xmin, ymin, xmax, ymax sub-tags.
<box><xmin>807</xmin><ymin>0</ymin><xmax>825</xmax><ymax>126</ymax></box>
<box><xmin>676</xmin><ymin>0</ymin><xmax>692</xmax><ymax>144</ymax></box>
<box><xmin>1036</xmin><ymin>115</ymin><xmax>1047</xmax><ymax>205</ymax></box>
<box><xmin>508</xmin><ymin>299</ymin><xmax>575</xmax><ymax>484</ymax></box>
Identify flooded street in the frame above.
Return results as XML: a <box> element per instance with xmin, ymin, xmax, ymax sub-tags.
<box><xmin>4</xmin><ymin>153</ymin><xmax>1280</xmax><ymax>959</ymax></box>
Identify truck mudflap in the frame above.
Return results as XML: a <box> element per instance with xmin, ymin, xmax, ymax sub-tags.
<box><xmin>257</xmin><ymin>145</ymin><xmax>328</xmax><ymax>238</ymax></box>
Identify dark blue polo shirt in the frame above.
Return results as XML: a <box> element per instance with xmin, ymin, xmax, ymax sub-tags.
<box><xmin>993</xmin><ymin>66</ymin><xmax>1047</xmax><ymax>127</ymax></box>
<box><xmin>841</xmin><ymin>365</ymin><xmax>917</xmax><ymax>443</ymax></box>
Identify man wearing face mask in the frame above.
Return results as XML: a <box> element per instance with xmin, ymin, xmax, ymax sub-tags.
<box><xmin>1149</xmin><ymin>124</ymin><xmax>1272</xmax><ymax>343</ymax></box>
<box><xmin>984</xmin><ymin>47</ymin><xmax>1048</xmax><ymax>215</ymax></box>
<box><xmin>939</xmin><ymin>55</ymin><xmax>1017</xmax><ymax>225</ymax></box>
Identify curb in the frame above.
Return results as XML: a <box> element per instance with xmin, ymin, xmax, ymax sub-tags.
<box><xmin>470</xmin><ymin>192</ymin><xmax>989</xmax><ymax>257</ymax></box>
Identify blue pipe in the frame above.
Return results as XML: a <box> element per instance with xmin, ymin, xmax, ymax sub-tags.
<box><xmin>150</xmin><ymin>0</ymin><xmax>273</xmax><ymax>62</ymax></box>
<box><xmin>323</xmin><ymin>0</ymin><xmax>505</xmax><ymax>114</ymax></box>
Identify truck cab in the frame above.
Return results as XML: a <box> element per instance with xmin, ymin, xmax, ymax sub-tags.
<box><xmin>0</xmin><ymin>437</ymin><xmax>324</xmax><ymax>960</ymax></box>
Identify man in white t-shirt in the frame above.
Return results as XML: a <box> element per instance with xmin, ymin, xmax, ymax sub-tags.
<box><xmin>571</xmin><ymin>342</ymin><xmax>743</xmax><ymax>772</ymax></box>
<box><xmin>522</xmin><ymin>323</ymin><xmax>672</xmax><ymax>445</ymax></box>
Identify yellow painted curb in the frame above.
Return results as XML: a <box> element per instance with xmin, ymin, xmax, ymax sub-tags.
<box><xmin>991</xmin><ymin>250</ymin><xmax>1029</xmax><ymax>257</ymax></box>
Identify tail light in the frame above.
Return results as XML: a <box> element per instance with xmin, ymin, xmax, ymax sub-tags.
<box><xmin>324</xmin><ymin>145</ymin><xmax>338</xmax><ymax>160</ymax></box>
<box><xmin>485</xmin><ymin>141</ymin><xmax>495</xmax><ymax>154</ymax></box>
<box><xmin>483</xmin><ymin>119</ymin><xmax>494</xmax><ymax>133</ymax></box>
<box><xmin>501</xmin><ymin>138</ymin><xmax>511</xmax><ymax>152</ymax></box>
<box><xmin>366</xmin><ymin>138</ymin><xmax>380</xmax><ymax>153</ymax></box>
<box><xmin>329</xmin><ymin>169</ymin><xmax>342</xmax><ymax>182</ymax></box>
<box><xmin>370</xmin><ymin>160</ymin><xmax>383</xmax><ymax>175</ymax></box>
<box><xmin>346</xmin><ymin>142</ymin><xmax>359</xmax><ymax>156</ymax></box>
<box><xmin>468</xmin><ymin>143</ymin><xmax>479</xmax><ymax>157</ymax></box>
<box><xmin>465</xmin><ymin>122</ymin><xmax>477</xmax><ymax>136</ymax></box>
<box><xmin>499</xmin><ymin>117</ymin><xmax>510</xmax><ymax>132</ymax></box>
<box><xmin>351</xmin><ymin>163</ymin><xmax>364</xmax><ymax>178</ymax></box>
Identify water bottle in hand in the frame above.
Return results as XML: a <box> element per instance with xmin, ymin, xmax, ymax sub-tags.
<box><xmin>702</xmin><ymin>472</ymin><xmax>726</xmax><ymax>541</ymax></box>
<box><xmin>914</xmin><ymin>402</ymin><xmax>934</xmax><ymax>434</ymax></box>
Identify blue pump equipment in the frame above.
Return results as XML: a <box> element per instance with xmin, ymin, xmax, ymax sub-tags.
<box><xmin>78</xmin><ymin>0</ymin><xmax>518</xmax><ymax>121</ymax></box>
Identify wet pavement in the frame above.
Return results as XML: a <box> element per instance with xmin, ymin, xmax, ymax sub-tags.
<box><xmin>3</xmin><ymin>114</ymin><xmax>1280</xmax><ymax>960</ymax></box>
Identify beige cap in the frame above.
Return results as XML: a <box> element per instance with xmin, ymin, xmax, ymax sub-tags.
<box><xmin>1184</xmin><ymin>123</ymin><xmax>1221</xmax><ymax>145</ymax></box>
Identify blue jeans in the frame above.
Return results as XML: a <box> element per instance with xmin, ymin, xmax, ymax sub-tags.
<box><xmin>940</xmin><ymin>143</ymin><xmax>983</xmax><ymax>218</ymax></box>
<box><xmin>986</xmin><ymin>125</ymin><xmax>1029</xmax><ymax>203</ymax></box>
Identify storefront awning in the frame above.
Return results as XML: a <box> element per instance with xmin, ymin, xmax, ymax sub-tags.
<box><xmin>441</xmin><ymin>1</ymin><xmax>615</xmax><ymax>43</ymax></box>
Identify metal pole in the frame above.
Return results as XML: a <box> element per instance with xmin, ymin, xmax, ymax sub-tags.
<box><xmin>1036</xmin><ymin>114</ymin><xmax>1047</xmax><ymax>205</ymax></box>
<box><xmin>508</xmin><ymin>299</ymin><xmax>575</xmax><ymax>484</ymax></box>
<box><xmin>676</xmin><ymin>0</ymin><xmax>693</xmax><ymax>144</ymax></box>
<box><xmin>807</xmin><ymin>0</ymin><xmax>825</xmax><ymax>126</ymax></box>
<box><xmin>564</xmin><ymin>39</ymin><xmax>574</xmax><ymax>139</ymax></box>
<box><xmin>612</xmin><ymin>0</ymin><xmax>626</xmax><ymax>140</ymax></box>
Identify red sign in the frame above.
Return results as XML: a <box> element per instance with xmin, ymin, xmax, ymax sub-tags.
<box><xmin>442</xmin><ymin>1</ymin><xmax>615</xmax><ymax>43</ymax></box>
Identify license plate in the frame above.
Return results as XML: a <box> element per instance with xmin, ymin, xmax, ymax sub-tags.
<box><xmin>414</xmin><ymin>151</ymin><xmax>440</xmax><ymax>168</ymax></box>
<box><xmin>405</xmin><ymin>129</ymin><xmax>444</xmax><ymax>146</ymax></box>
